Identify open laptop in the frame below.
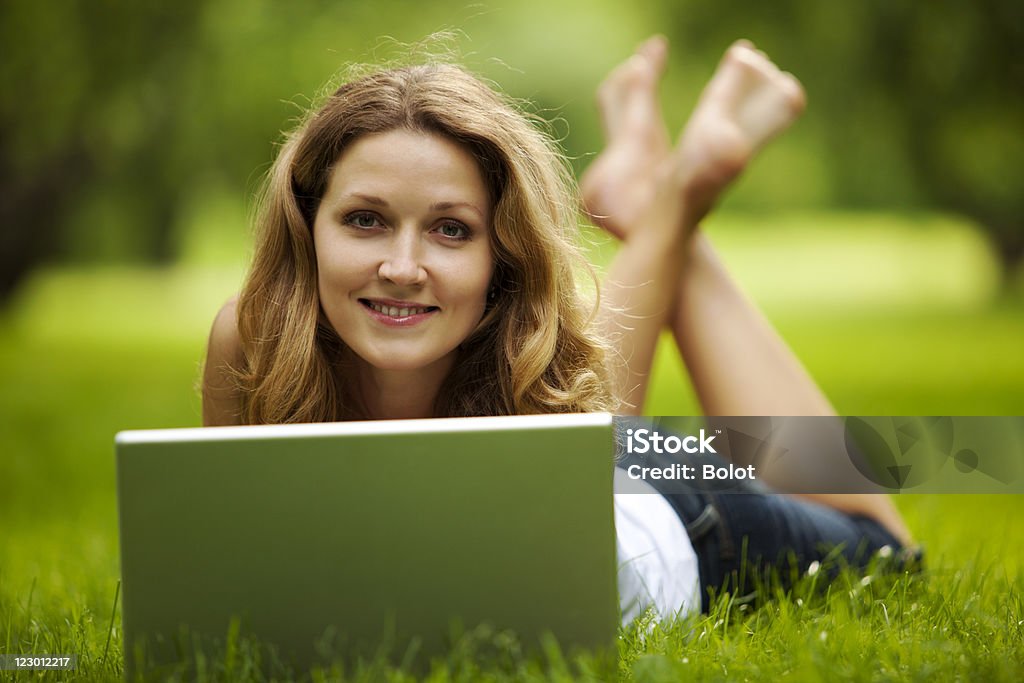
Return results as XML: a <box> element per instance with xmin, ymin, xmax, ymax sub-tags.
<box><xmin>115</xmin><ymin>413</ymin><xmax>618</xmax><ymax>675</ymax></box>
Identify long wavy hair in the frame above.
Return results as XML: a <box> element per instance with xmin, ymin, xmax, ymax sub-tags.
<box><xmin>235</xmin><ymin>62</ymin><xmax>615</xmax><ymax>423</ymax></box>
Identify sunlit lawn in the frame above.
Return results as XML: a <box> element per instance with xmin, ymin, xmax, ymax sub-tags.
<box><xmin>2</xmin><ymin>212</ymin><xmax>1023</xmax><ymax>680</ymax></box>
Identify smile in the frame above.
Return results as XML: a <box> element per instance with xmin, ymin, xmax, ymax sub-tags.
<box><xmin>359</xmin><ymin>299</ymin><xmax>440</xmax><ymax>326</ymax></box>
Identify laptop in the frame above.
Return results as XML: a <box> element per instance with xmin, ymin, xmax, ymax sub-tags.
<box><xmin>115</xmin><ymin>413</ymin><xmax>618</xmax><ymax>675</ymax></box>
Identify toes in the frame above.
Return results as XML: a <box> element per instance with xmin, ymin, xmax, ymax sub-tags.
<box><xmin>736</xmin><ymin>81</ymin><xmax>805</xmax><ymax>147</ymax></box>
<box><xmin>597</xmin><ymin>56</ymin><xmax>647</xmax><ymax>108</ymax></box>
<box><xmin>598</xmin><ymin>37</ymin><xmax>667</xmax><ymax>110</ymax></box>
<box><xmin>779</xmin><ymin>72</ymin><xmax>807</xmax><ymax>116</ymax></box>
<box><xmin>727</xmin><ymin>38</ymin><xmax>756</xmax><ymax>59</ymax></box>
<box><xmin>726</xmin><ymin>40</ymin><xmax>776</xmax><ymax>72</ymax></box>
<box><xmin>637</xmin><ymin>35</ymin><xmax>669</xmax><ymax>75</ymax></box>
<box><xmin>704</xmin><ymin>45</ymin><xmax>767</xmax><ymax>111</ymax></box>
<box><xmin>703</xmin><ymin>41</ymin><xmax>805</xmax><ymax>123</ymax></box>
<box><xmin>597</xmin><ymin>60</ymin><xmax>634</xmax><ymax>106</ymax></box>
<box><xmin>728</xmin><ymin>44</ymin><xmax>777</xmax><ymax>82</ymax></box>
<box><xmin>721</xmin><ymin>41</ymin><xmax>786</xmax><ymax>86</ymax></box>
<box><xmin>596</xmin><ymin>43</ymin><xmax>669</xmax><ymax>144</ymax></box>
<box><xmin>596</xmin><ymin>58</ymin><xmax>644</xmax><ymax>136</ymax></box>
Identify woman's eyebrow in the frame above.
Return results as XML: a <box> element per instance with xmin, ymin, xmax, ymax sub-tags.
<box><xmin>430</xmin><ymin>201</ymin><xmax>484</xmax><ymax>219</ymax></box>
<box><xmin>343</xmin><ymin>193</ymin><xmax>484</xmax><ymax>219</ymax></box>
<box><xmin>347</xmin><ymin>192</ymin><xmax>388</xmax><ymax>206</ymax></box>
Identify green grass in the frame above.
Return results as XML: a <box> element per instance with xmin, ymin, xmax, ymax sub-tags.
<box><xmin>2</xmin><ymin>214</ymin><xmax>1023</xmax><ymax>680</ymax></box>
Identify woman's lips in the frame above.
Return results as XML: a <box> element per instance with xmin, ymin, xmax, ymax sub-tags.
<box><xmin>360</xmin><ymin>299</ymin><xmax>439</xmax><ymax>327</ymax></box>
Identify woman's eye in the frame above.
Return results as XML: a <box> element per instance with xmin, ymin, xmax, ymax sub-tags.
<box><xmin>437</xmin><ymin>222</ymin><xmax>469</xmax><ymax>240</ymax></box>
<box><xmin>345</xmin><ymin>212</ymin><xmax>382</xmax><ymax>229</ymax></box>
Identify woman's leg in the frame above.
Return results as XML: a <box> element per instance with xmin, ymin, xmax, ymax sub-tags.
<box><xmin>588</xmin><ymin>39</ymin><xmax>913</xmax><ymax>545</ymax></box>
<box><xmin>617</xmin><ymin>443</ymin><xmax>916</xmax><ymax>612</ymax></box>
<box><xmin>586</xmin><ymin>38</ymin><xmax>810</xmax><ymax>417</ymax></box>
<box><xmin>691</xmin><ymin>491</ymin><xmax>906</xmax><ymax>611</ymax></box>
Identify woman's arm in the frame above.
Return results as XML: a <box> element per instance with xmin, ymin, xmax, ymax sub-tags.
<box><xmin>201</xmin><ymin>296</ymin><xmax>245</xmax><ymax>426</ymax></box>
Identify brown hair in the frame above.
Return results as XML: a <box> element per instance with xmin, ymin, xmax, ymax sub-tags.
<box><xmin>235</xmin><ymin>62</ymin><xmax>615</xmax><ymax>423</ymax></box>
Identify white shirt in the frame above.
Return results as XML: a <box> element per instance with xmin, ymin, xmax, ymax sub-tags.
<box><xmin>613</xmin><ymin>468</ymin><xmax>701</xmax><ymax>624</ymax></box>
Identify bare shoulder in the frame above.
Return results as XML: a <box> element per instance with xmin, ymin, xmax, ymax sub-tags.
<box><xmin>207</xmin><ymin>295</ymin><xmax>243</xmax><ymax>363</ymax></box>
<box><xmin>202</xmin><ymin>295</ymin><xmax>245</xmax><ymax>426</ymax></box>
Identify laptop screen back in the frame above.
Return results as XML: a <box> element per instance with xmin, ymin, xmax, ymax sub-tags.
<box><xmin>115</xmin><ymin>413</ymin><xmax>617</xmax><ymax>673</ymax></box>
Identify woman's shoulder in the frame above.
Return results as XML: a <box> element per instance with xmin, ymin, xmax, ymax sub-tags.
<box><xmin>208</xmin><ymin>295</ymin><xmax>242</xmax><ymax>360</ymax></box>
<box><xmin>202</xmin><ymin>295</ymin><xmax>244</xmax><ymax>426</ymax></box>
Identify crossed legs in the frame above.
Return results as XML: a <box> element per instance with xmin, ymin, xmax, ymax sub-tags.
<box><xmin>590</xmin><ymin>37</ymin><xmax>913</xmax><ymax>546</ymax></box>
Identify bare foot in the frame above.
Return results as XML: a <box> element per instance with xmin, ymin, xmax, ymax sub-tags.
<box><xmin>581</xmin><ymin>39</ymin><xmax>806</xmax><ymax>240</ymax></box>
<box><xmin>579</xmin><ymin>35</ymin><xmax>670</xmax><ymax>240</ymax></box>
<box><xmin>673</xmin><ymin>40</ymin><xmax>806</xmax><ymax>222</ymax></box>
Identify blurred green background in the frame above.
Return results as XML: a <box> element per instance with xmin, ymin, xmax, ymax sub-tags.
<box><xmin>2</xmin><ymin>0</ymin><xmax>1023</xmax><ymax>287</ymax></box>
<box><xmin>2</xmin><ymin>0</ymin><xmax>1023</xmax><ymax>575</ymax></box>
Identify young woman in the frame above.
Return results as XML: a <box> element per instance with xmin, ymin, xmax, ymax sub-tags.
<box><xmin>203</xmin><ymin>37</ymin><xmax>915</xmax><ymax>623</ymax></box>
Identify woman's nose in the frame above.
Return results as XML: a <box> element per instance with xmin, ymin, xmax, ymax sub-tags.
<box><xmin>377</xmin><ymin>232</ymin><xmax>427</xmax><ymax>286</ymax></box>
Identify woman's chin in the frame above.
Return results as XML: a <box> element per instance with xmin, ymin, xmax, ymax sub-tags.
<box><xmin>353</xmin><ymin>349</ymin><xmax>458</xmax><ymax>376</ymax></box>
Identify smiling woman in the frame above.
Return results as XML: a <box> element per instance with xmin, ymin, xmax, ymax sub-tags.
<box><xmin>203</xmin><ymin>62</ymin><xmax>613</xmax><ymax>426</ymax></box>
<box><xmin>202</xmin><ymin>42</ymin><xmax>918</xmax><ymax>624</ymax></box>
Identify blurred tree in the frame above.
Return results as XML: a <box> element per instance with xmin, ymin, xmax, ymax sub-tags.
<box><xmin>0</xmin><ymin>0</ymin><xmax>483</xmax><ymax>303</ymax></box>
<box><xmin>1</xmin><ymin>0</ymin><xmax>1020</xmax><ymax>305</ymax></box>
<box><xmin>663</xmin><ymin>0</ymin><xmax>1024</xmax><ymax>273</ymax></box>
<box><xmin>0</xmin><ymin>1</ymin><xmax>207</xmax><ymax>300</ymax></box>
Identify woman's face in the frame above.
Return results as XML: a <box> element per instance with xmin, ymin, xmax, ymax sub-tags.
<box><xmin>312</xmin><ymin>129</ymin><xmax>495</xmax><ymax>376</ymax></box>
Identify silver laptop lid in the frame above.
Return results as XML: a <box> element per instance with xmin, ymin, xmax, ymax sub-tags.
<box><xmin>116</xmin><ymin>413</ymin><xmax>617</xmax><ymax>674</ymax></box>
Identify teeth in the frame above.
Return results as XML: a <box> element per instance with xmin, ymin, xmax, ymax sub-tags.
<box><xmin>368</xmin><ymin>302</ymin><xmax>431</xmax><ymax>317</ymax></box>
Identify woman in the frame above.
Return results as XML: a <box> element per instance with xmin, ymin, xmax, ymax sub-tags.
<box><xmin>203</xmin><ymin>37</ymin><xmax>914</xmax><ymax>623</ymax></box>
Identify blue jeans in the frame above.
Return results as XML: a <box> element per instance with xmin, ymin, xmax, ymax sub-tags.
<box><xmin>615</xmin><ymin>452</ymin><xmax>906</xmax><ymax>612</ymax></box>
